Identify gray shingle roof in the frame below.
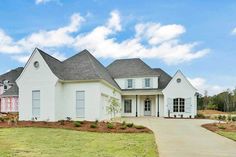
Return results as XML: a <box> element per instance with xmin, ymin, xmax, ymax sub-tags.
<box><xmin>0</xmin><ymin>67</ymin><xmax>23</xmax><ymax>96</ymax></box>
<box><xmin>107</xmin><ymin>58</ymin><xmax>158</xmax><ymax>78</ymax></box>
<box><xmin>37</xmin><ymin>48</ymin><xmax>120</xmax><ymax>89</ymax></box>
<box><xmin>153</xmin><ymin>68</ymin><xmax>172</xmax><ymax>89</ymax></box>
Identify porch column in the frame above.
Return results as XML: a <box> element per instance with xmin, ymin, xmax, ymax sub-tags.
<box><xmin>135</xmin><ymin>95</ymin><xmax>138</xmax><ymax>117</ymax></box>
<box><xmin>156</xmin><ymin>94</ymin><xmax>160</xmax><ymax>117</ymax></box>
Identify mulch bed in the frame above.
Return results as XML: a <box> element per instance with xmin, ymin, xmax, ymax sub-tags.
<box><xmin>0</xmin><ymin>121</ymin><xmax>152</xmax><ymax>133</ymax></box>
<box><xmin>202</xmin><ymin>122</ymin><xmax>236</xmax><ymax>132</ymax></box>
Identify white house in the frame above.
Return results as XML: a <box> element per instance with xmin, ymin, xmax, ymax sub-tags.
<box><xmin>16</xmin><ymin>48</ymin><xmax>198</xmax><ymax>121</ymax></box>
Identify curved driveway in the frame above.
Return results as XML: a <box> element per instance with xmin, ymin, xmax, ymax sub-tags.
<box><xmin>123</xmin><ymin>117</ymin><xmax>236</xmax><ymax>157</ymax></box>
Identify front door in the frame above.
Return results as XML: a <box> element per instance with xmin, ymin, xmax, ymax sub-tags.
<box><xmin>144</xmin><ymin>99</ymin><xmax>151</xmax><ymax>116</ymax></box>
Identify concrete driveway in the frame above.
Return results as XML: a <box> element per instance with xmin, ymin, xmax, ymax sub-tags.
<box><xmin>123</xmin><ymin>117</ymin><xmax>236</xmax><ymax>157</ymax></box>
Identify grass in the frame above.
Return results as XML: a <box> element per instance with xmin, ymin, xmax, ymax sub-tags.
<box><xmin>0</xmin><ymin>128</ymin><xmax>158</xmax><ymax>157</ymax></box>
<box><xmin>217</xmin><ymin>131</ymin><xmax>236</xmax><ymax>141</ymax></box>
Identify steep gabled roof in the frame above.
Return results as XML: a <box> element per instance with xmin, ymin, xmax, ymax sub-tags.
<box><xmin>107</xmin><ymin>58</ymin><xmax>158</xmax><ymax>78</ymax></box>
<box><xmin>153</xmin><ymin>68</ymin><xmax>172</xmax><ymax>89</ymax></box>
<box><xmin>0</xmin><ymin>67</ymin><xmax>23</xmax><ymax>97</ymax></box>
<box><xmin>62</xmin><ymin>50</ymin><xmax>120</xmax><ymax>89</ymax></box>
<box><xmin>1</xmin><ymin>85</ymin><xmax>18</xmax><ymax>97</ymax></box>
<box><xmin>37</xmin><ymin>49</ymin><xmax>64</xmax><ymax>79</ymax></box>
<box><xmin>36</xmin><ymin>48</ymin><xmax>120</xmax><ymax>89</ymax></box>
<box><xmin>0</xmin><ymin>67</ymin><xmax>23</xmax><ymax>83</ymax></box>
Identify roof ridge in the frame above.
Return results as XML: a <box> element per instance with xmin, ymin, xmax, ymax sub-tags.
<box><xmin>36</xmin><ymin>48</ymin><xmax>62</xmax><ymax>63</ymax></box>
<box><xmin>85</xmin><ymin>51</ymin><xmax>102</xmax><ymax>79</ymax></box>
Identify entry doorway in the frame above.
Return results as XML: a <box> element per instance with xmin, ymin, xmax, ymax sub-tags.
<box><xmin>144</xmin><ymin>98</ymin><xmax>151</xmax><ymax>116</ymax></box>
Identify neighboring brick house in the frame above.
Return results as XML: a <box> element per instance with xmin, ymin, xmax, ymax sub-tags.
<box><xmin>0</xmin><ymin>67</ymin><xmax>23</xmax><ymax>113</ymax></box>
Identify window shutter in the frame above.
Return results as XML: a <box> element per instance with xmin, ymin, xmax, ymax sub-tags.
<box><xmin>142</xmin><ymin>79</ymin><xmax>145</xmax><ymax>88</ymax></box>
<box><xmin>125</xmin><ymin>79</ymin><xmax>128</xmax><ymax>88</ymax></box>
<box><xmin>133</xmin><ymin>79</ymin><xmax>135</xmax><ymax>88</ymax></box>
<box><xmin>150</xmin><ymin>78</ymin><xmax>153</xmax><ymax>88</ymax></box>
<box><xmin>167</xmin><ymin>98</ymin><xmax>173</xmax><ymax>113</ymax></box>
<box><xmin>185</xmin><ymin>98</ymin><xmax>191</xmax><ymax>113</ymax></box>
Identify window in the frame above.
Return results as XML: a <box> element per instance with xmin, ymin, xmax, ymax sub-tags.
<box><xmin>32</xmin><ymin>91</ymin><xmax>40</xmax><ymax>118</ymax></box>
<box><xmin>177</xmin><ymin>78</ymin><xmax>181</xmax><ymax>83</ymax></box>
<box><xmin>173</xmin><ymin>98</ymin><xmax>185</xmax><ymax>112</ymax></box>
<box><xmin>127</xmin><ymin>79</ymin><xmax>133</xmax><ymax>88</ymax></box>
<box><xmin>34</xmin><ymin>61</ymin><xmax>39</xmax><ymax>68</ymax></box>
<box><xmin>76</xmin><ymin>91</ymin><xmax>85</xmax><ymax>118</ymax></box>
<box><xmin>145</xmin><ymin>78</ymin><xmax>151</xmax><ymax>87</ymax></box>
<box><xmin>124</xmin><ymin>99</ymin><xmax>132</xmax><ymax>113</ymax></box>
<box><xmin>4</xmin><ymin>85</ymin><xmax>7</xmax><ymax>90</ymax></box>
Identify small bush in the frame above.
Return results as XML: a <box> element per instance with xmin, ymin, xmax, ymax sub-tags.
<box><xmin>107</xmin><ymin>123</ymin><xmax>114</xmax><ymax>129</ymax></box>
<box><xmin>232</xmin><ymin>116</ymin><xmax>236</xmax><ymax>122</ymax></box>
<box><xmin>0</xmin><ymin>117</ymin><xmax>4</xmax><ymax>122</ymax></box>
<box><xmin>126</xmin><ymin>123</ymin><xmax>134</xmax><ymax>128</ymax></box>
<box><xmin>95</xmin><ymin>120</ymin><xmax>99</xmax><ymax>124</ymax></box>
<box><xmin>90</xmin><ymin>123</ymin><xmax>97</xmax><ymax>128</ymax></box>
<box><xmin>218</xmin><ymin>125</ymin><xmax>226</xmax><ymax>130</ymax></box>
<box><xmin>74</xmin><ymin>121</ymin><xmax>81</xmax><ymax>127</ymax></box>
<box><xmin>120</xmin><ymin>125</ymin><xmax>127</xmax><ymax>130</ymax></box>
<box><xmin>227</xmin><ymin>115</ymin><xmax>232</xmax><ymax>121</ymax></box>
<box><xmin>222</xmin><ymin>115</ymin><xmax>226</xmax><ymax>121</ymax></box>
<box><xmin>58</xmin><ymin>120</ymin><xmax>65</xmax><ymax>125</ymax></box>
<box><xmin>195</xmin><ymin>113</ymin><xmax>205</xmax><ymax>119</ymax></box>
<box><xmin>218</xmin><ymin>115</ymin><xmax>222</xmax><ymax>121</ymax></box>
<box><xmin>134</xmin><ymin>125</ymin><xmax>145</xmax><ymax>129</ymax></box>
<box><xmin>122</xmin><ymin>121</ymin><xmax>126</xmax><ymax>126</ymax></box>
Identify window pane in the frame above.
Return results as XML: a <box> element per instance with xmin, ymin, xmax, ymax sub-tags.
<box><xmin>127</xmin><ymin>79</ymin><xmax>133</xmax><ymax>88</ymax></box>
<box><xmin>124</xmin><ymin>99</ymin><xmax>132</xmax><ymax>113</ymax></box>
<box><xmin>145</xmin><ymin>78</ymin><xmax>150</xmax><ymax>87</ymax></box>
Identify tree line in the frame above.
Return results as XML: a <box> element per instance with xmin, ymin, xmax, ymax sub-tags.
<box><xmin>198</xmin><ymin>88</ymin><xmax>236</xmax><ymax>112</ymax></box>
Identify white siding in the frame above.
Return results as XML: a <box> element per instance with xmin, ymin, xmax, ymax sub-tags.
<box><xmin>115</xmin><ymin>77</ymin><xmax>158</xmax><ymax>89</ymax></box>
<box><xmin>16</xmin><ymin>49</ymin><xmax>58</xmax><ymax>121</ymax></box>
<box><xmin>163</xmin><ymin>71</ymin><xmax>197</xmax><ymax>118</ymax></box>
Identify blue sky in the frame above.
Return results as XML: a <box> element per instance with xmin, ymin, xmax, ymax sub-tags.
<box><xmin>0</xmin><ymin>0</ymin><xmax>236</xmax><ymax>95</ymax></box>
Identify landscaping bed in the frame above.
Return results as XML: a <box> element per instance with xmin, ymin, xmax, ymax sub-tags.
<box><xmin>202</xmin><ymin>122</ymin><xmax>236</xmax><ymax>141</ymax></box>
<box><xmin>0</xmin><ymin>120</ymin><xmax>152</xmax><ymax>133</ymax></box>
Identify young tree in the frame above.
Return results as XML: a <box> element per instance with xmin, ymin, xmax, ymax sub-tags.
<box><xmin>106</xmin><ymin>90</ymin><xmax>121</xmax><ymax>119</ymax></box>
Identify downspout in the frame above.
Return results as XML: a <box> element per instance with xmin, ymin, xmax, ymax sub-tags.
<box><xmin>157</xmin><ymin>94</ymin><xmax>160</xmax><ymax>117</ymax></box>
<box><xmin>136</xmin><ymin>95</ymin><xmax>138</xmax><ymax>117</ymax></box>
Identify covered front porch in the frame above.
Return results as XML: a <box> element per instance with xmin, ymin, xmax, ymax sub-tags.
<box><xmin>121</xmin><ymin>90</ymin><xmax>164</xmax><ymax>117</ymax></box>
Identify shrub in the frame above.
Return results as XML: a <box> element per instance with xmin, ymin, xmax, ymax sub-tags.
<box><xmin>74</xmin><ymin>121</ymin><xmax>81</xmax><ymax>127</ymax></box>
<box><xmin>195</xmin><ymin>113</ymin><xmax>205</xmax><ymax>119</ymax></box>
<box><xmin>218</xmin><ymin>125</ymin><xmax>226</xmax><ymax>130</ymax></box>
<box><xmin>58</xmin><ymin>120</ymin><xmax>65</xmax><ymax>125</ymax></box>
<box><xmin>90</xmin><ymin>123</ymin><xmax>97</xmax><ymax>128</ymax></box>
<box><xmin>222</xmin><ymin>115</ymin><xmax>226</xmax><ymax>121</ymax></box>
<box><xmin>126</xmin><ymin>123</ymin><xmax>134</xmax><ymax>128</ymax></box>
<box><xmin>122</xmin><ymin>121</ymin><xmax>126</xmax><ymax>126</ymax></box>
<box><xmin>227</xmin><ymin>115</ymin><xmax>232</xmax><ymax>121</ymax></box>
<box><xmin>232</xmin><ymin>116</ymin><xmax>236</xmax><ymax>122</ymax></box>
<box><xmin>0</xmin><ymin>117</ymin><xmax>4</xmax><ymax>122</ymax></box>
<box><xmin>107</xmin><ymin>123</ymin><xmax>114</xmax><ymax>129</ymax></box>
<box><xmin>120</xmin><ymin>125</ymin><xmax>127</xmax><ymax>130</ymax></box>
<box><xmin>134</xmin><ymin>125</ymin><xmax>145</xmax><ymax>129</ymax></box>
<box><xmin>218</xmin><ymin>115</ymin><xmax>222</xmax><ymax>121</ymax></box>
<box><xmin>95</xmin><ymin>120</ymin><xmax>99</xmax><ymax>124</ymax></box>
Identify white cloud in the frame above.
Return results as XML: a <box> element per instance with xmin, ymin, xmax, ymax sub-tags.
<box><xmin>188</xmin><ymin>77</ymin><xmax>228</xmax><ymax>96</ymax></box>
<box><xmin>35</xmin><ymin>0</ymin><xmax>53</xmax><ymax>4</ymax></box>
<box><xmin>12</xmin><ymin>55</ymin><xmax>31</xmax><ymax>64</ymax></box>
<box><xmin>0</xmin><ymin>10</ymin><xmax>209</xmax><ymax>65</ymax></box>
<box><xmin>17</xmin><ymin>13</ymin><xmax>84</xmax><ymax>50</ymax></box>
<box><xmin>0</xmin><ymin>29</ymin><xmax>22</xmax><ymax>54</ymax></box>
<box><xmin>232</xmin><ymin>27</ymin><xmax>236</xmax><ymax>35</ymax></box>
<box><xmin>74</xmin><ymin>11</ymin><xmax>209</xmax><ymax>65</ymax></box>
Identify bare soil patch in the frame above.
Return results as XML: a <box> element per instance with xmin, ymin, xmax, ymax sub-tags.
<box><xmin>0</xmin><ymin>121</ymin><xmax>152</xmax><ymax>133</ymax></box>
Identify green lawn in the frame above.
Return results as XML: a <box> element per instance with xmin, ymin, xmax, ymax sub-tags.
<box><xmin>218</xmin><ymin>131</ymin><xmax>236</xmax><ymax>141</ymax></box>
<box><xmin>0</xmin><ymin>128</ymin><xmax>158</xmax><ymax>157</ymax></box>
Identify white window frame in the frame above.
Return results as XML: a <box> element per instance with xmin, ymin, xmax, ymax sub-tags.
<box><xmin>76</xmin><ymin>91</ymin><xmax>85</xmax><ymax>118</ymax></box>
<box><xmin>127</xmin><ymin>79</ymin><xmax>133</xmax><ymax>89</ymax></box>
<box><xmin>32</xmin><ymin>90</ymin><xmax>40</xmax><ymax>118</ymax></box>
<box><xmin>144</xmin><ymin>78</ymin><xmax>151</xmax><ymax>88</ymax></box>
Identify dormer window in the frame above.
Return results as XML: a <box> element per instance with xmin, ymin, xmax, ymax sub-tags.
<box><xmin>3</xmin><ymin>80</ymin><xmax>9</xmax><ymax>90</ymax></box>
<box><xmin>127</xmin><ymin>79</ymin><xmax>133</xmax><ymax>88</ymax></box>
<box><xmin>145</xmin><ymin>78</ymin><xmax>151</xmax><ymax>88</ymax></box>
